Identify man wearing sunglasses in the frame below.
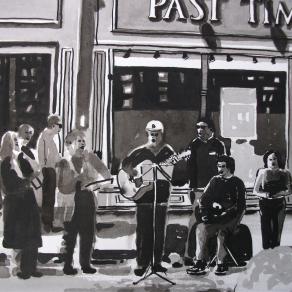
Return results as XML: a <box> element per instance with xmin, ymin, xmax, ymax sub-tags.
<box><xmin>184</xmin><ymin>118</ymin><xmax>225</xmax><ymax>265</ymax></box>
<box><xmin>37</xmin><ymin>114</ymin><xmax>62</xmax><ymax>233</ymax></box>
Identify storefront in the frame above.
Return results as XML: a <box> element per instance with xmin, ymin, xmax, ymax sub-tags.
<box><xmin>93</xmin><ymin>0</ymin><xmax>292</xmax><ymax>191</ymax></box>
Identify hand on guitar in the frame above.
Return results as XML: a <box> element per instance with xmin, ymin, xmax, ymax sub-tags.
<box><xmin>165</xmin><ymin>150</ymin><xmax>191</xmax><ymax>165</ymax></box>
<box><xmin>130</xmin><ymin>176</ymin><xmax>144</xmax><ymax>188</ymax></box>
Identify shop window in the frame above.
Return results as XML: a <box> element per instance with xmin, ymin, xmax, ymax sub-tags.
<box><xmin>221</xmin><ymin>87</ymin><xmax>257</xmax><ymax>139</ymax></box>
<box><xmin>208</xmin><ymin>70</ymin><xmax>286</xmax><ymax>114</ymax></box>
<box><xmin>0</xmin><ymin>54</ymin><xmax>51</xmax><ymax>146</ymax></box>
<box><xmin>113</xmin><ymin>67</ymin><xmax>201</xmax><ymax>110</ymax></box>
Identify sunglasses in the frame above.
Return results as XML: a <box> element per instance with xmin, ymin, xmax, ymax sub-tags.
<box><xmin>57</xmin><ymin>123</ymin><xmax>62</xmax><ymax>129</ymax></box>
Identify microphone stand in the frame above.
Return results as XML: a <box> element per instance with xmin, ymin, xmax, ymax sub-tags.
<box><xmin>133</xmin><ymin>163</ymin><xmax>176</xmax><ymax>286</ymax></box>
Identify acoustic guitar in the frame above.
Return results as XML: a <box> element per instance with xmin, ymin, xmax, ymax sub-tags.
<box><xmin>117</xmin><ymin>150</ymin><xmax>191</xmax><ymax>201</ymax></box>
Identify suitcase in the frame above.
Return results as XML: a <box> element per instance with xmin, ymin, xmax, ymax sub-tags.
<box><xmin>164</xmin><ymin>224</ymin><xmax>188</xmax><ymax>257</ymax></box>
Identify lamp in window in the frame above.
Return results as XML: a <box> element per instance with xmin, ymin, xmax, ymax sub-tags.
<box><xmin>153</xmin><ymin>51</ymin><xmax>160</xmax><ymax>59</ymax></box>
<box><xmin>252</xmin><ymin>57</ymin><xmax>258</xmax><ymax>64</ymax></box>
<box><xmin>182</xmin><ymin>52</ymin><xmax>189</xmax><ymax>60</ymax></box>
<box><xmin>209</xmin><ymin>54</ymin><xmax>215</xmax><ymax>62</ymax></box>
<box><xmin>226</xmin><ymin>54</ymin><xmax>233</xmax><ymax>62</ymax></box>
<box><xmin>123</xmin><ymin>49</ymin><xmax>132</xmax><ymax>58</ymax></box>
<box><xmin>271</xmin><ymin>57</ymin><xmax>276</xmax><ymax>64</ymax></box>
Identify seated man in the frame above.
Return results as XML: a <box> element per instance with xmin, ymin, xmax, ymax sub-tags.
<box><xmin>187</xmin><ymin>155</ymin><xmax>246</xmax><ymax>276</ymax></box>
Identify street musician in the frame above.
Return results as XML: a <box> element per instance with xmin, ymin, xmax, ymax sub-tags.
<box><xmin>121</xmin><ymin>120</ymin><xmax>175</xmax><ymax>276</ymax></box>
<box><xmin>187</xmin><ymin>155</ymin><xmax>246</xmax><ymax>276</ymax></box>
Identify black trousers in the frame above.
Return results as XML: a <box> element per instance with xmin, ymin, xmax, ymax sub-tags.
<box><xmin>20</xmin><ymin>246</ymin><xmax>38</xmax><ymax>275</ymax></box>
<box><xmin>63</xmin><ymin>190</ymin><xmax>95</xmax><ymax>268</ymax></box>
<box><xmin>259</xmin><ymin>198</ymin><xmax>286</xmax><ymax>249</ymax></box>
<box><xmin>136</xmin><ymin>204</ymin><xmax>167</xmax><ymax>268</ymax></box>
<box><xmin>41</xmin><ymin>167</ymin><xmax>56</xmax><ymax>227</ymax></box>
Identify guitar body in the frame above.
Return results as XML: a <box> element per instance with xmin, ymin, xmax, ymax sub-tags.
<box><xmin>117</xmin><ymin>168</ymin><xmax>153</xmax><ymax>201</ymax></box>
<box><xmin>117</xmin><ymin>150</ymin><xmax>190</xmax><ymax>201</ymax></box>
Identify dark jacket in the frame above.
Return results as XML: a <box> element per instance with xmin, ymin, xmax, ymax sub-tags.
<box><xmin>122</xmin><ymin>144</ymin><xmax>174</xmax><ymax>204</ymax></box>
<box><xmin>188</xmin><ymin>137</ymin><xmax>224</xmax><ymax>188</ymax></box>
<box><xmin>1</xmin><ymin>156</ymin><xmax>42</xmax><ymax>249</ymax></box>
<box><xmin>199</xmin><ymin>175</ymin><xmax>246</xmax><ymax>224</ymax></box>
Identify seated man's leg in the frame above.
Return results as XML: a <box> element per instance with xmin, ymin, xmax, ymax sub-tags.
<box><xmin>184</xmin><ymin>190</ymin><xmax>203</xmax><ymax>265</ymax></box>
<box><xmin>187</xmin><ymin>223</ymin><xmax>218</xmax><ymax>275</ymax></box>
<box><xmin>214</xmin><ymin>215</ymin><xmax>242</xmax><ymax>275</ymax></box>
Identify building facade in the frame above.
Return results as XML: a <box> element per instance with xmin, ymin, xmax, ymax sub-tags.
<box><xmin>1</xmin><ymin>0</ymin><xmax>292</xmax><ymax>191</ymax></box>
<box><xmin>93</xmin><ymin>0</ymin><xmax>292</xmax><ymax>189</ymax></box>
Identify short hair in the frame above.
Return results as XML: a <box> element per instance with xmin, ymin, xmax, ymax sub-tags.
<box><xmin>263</xmin><ymin>150</ymin><xmax>284</xmax><ymax>169</ymax></box>
<box><xmin>47</xmin><ymin>114</ymin><xmax>61</xmax><ymax>128</ymax></box>
<box><xmin>196</xmin><ymin>117</ymin><xmax>215</xmax><ymax>132</ymax></box>
<box><xmin>18</xmin><ymin>124</ymin><xmax>34</xmax><ymax>137</ymax></box>
<box><xmin>217</xmin><ymin>155</ymin><xmax>235</xmax><ymax>174</ymax></box>
<box><xmin>64</xmin><ymin>129</ymin><xmax>85</xmax><ymax>147</ymax></box>
<box><xmin>0</xmin><ymin>131</ymin><xmax>17</xmax><ymax>159</ymax></box>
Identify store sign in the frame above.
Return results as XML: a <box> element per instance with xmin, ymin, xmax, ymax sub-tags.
<box><xmin>149</xmin><ymin>0</ymin><xmax>291</xmax><ymax>24</ymax></box>
<box><xmin>0</xmin><ymin>0</ymin><xmax>61</xmax><ymax>25</ymax></box>
<box><xmin>114</xmin><ymin>0</ymin><xmax>292</xmax><ymax>38</ymax></box>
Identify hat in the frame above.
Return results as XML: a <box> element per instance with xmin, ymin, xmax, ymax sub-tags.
<box><xmin>145</xmin><ymin>120</ymin><xmax>164</xmax><ymax>133</ymax></box>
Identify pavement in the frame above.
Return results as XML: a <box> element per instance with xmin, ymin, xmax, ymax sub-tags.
<box><xmin>0</xmin><ymin>212</ymin><xmax>291</xmax><ymax>291</ymax></box>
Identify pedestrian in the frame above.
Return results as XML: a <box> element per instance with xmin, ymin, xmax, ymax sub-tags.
<box><xmin>57</xmin><ymin>129</ymin><xmax>111</xmax><ymax>275</ymax></box>
<box><xmin>37</xmin><ymin>114</ymin><xmax>62</xmax><ymax>232</ymax></box>
<box><xmin>0</xmin><ymin>131</ymin><xmax>42</xmax><ymax>279</ymax></box>
<box><xmin>253</xmin><ymin>150</ymin><xmax>292</xmax><ymax>249</ymax></box>
<box><xmin>18</xmin><ymin>124</ymin><xmax>43</xmax><ymax>207</ymax></box>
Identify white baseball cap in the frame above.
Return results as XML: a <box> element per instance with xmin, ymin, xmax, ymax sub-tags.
<box><xmin>145</xmin><ymin>120</ymin><xmax>164</xmax><ymax>133</ymax></box>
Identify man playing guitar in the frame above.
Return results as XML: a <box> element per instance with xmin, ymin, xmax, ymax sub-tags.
<box><xmin>121</xmin><ymin>120</ymin><xmax>175</xmax><ymax>277</ymax></box>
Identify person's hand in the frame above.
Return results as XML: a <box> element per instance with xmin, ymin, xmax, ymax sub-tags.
<box><xmin>213</xmin><ymin>202</ymin><xmax>222</xmax><ymax>210</ymax></box>
<box><xmin>170</xmin><ymin>154</ymin><xmax>180</xmax><ymax>164</ymax></box>
<box><xmin>99</xmin><ymin>182</ymin><xmax>114</xmax><ymax>192</ymax></box>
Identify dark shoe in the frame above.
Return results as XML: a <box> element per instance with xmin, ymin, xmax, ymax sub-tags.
<box><xmin>186</xmin><ymin>260</ymin><xmax>207</xmax><ymax>275</ymax></box>
<box><xmin>153</xmin><ymin>264</ymin><xmax>167</xmax><ymax>273</ymax></box>
<box><xmin>162</xmin><ymin>254</ymin><xmax>171</xmax><ymax>264</ymax></box>
<box><xmin>17</xmin><ymin>272</ymin><xmax>31</xmax><ymax>280</ymax></box>
<box><xmin>53</xmin><ymin>255</ymin><xmax>64</xmax><ymax>264</ymax></box>
<box><xmin>184</xmin><ymin>257</ymin><xmax>194</xmax><ymax>266</ymax></box>
<box><xmin>134</xmin><ymin>267</ymin><xmax>147</xmax><ymax>277</ymax></box>
<box><xmin>63</xmin><ymin>265</ymin><xmax>78</xmax><ymax>275</ymax></box>
<box><xmin>43</xmin><ymin>224</ymin><xmax>51</xmax><ymax>233</ymax></box>
<box><xmin>172</xmin><ymin>261</ymin><xmax>183</xmax><ymax>268</ymax></box>
<box><xmin>82</xmin><ymin>266</ymin><xmax>97</xmax><ymax>274</ymax></box>
<box><xmin>51</xmin><ymin>226</ymin><xmax>64</xmax><ymax>233</ymax></box>
<box><xmin>214</xmin><ymin>263</ymin><xmax>228</xmax><ymax>276</ymax></box>
<box><xmin>31</xmin><ymin>271</ymin><xmax>43</xmax><ymax>278</ymax></box>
